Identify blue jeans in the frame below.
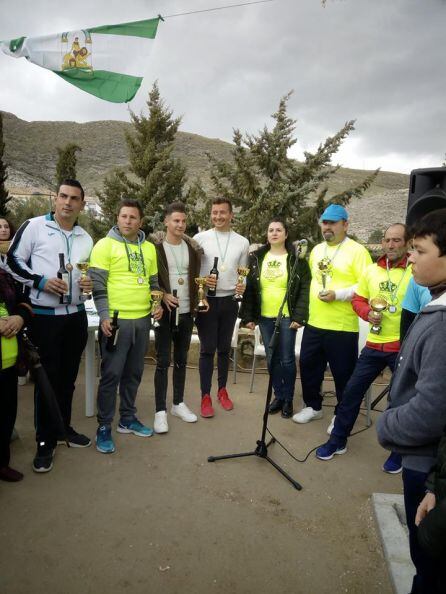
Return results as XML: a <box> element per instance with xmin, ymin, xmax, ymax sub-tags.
<box><xmin>330</xmin><ymin>347</ymin><xmax>398</xmax><ymax>445</ymax></box>
<box><xmin>259</xmin><ymin>316</ymin><xmax>297</xmax><ymax>403</ymax></box>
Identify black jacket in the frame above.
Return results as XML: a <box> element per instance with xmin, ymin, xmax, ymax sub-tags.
<box><xmin>239</xmin><ymin>244</ymin><xmax>311</xmax><ymax>325</ymax></box>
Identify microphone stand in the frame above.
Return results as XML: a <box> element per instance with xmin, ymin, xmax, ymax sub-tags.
<box><xmin>207</xmin><ymin>241</ymin><xmax>307</xmax><ymax>490</ymax></box>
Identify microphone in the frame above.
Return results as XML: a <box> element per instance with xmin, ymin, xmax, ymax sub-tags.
<box><xmin>293</xmin><ymin>239</ymin><xmax>308</xmax><ymax>259</ymax></box>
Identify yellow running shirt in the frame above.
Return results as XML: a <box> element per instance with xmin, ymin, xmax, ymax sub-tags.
<box><xmin>308</xmin><ymin>238</ymin><xmax>372</xmax><ymax>332</ymax></box>
<box><xmin>356</xmin><ymin>261</ymin><xmax>412</xmax><ymax>344</ymax></box>
<box><xmin>260</xmin><ymin>252</ymin><xmax>290</xmax><ymax>317</ymax></box>
<box><xmin>0</xmin><ymin>302</ymin><xmax>18</xmax><ymax>369</ymax></box>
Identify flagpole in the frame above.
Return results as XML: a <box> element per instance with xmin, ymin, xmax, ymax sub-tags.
<box><xmin>161</xmin><ymin>0</ymin><xmax>275</xmax><ymax>20</ymax></box>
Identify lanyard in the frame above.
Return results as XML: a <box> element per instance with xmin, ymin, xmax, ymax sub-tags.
<box><xmin>53</xmin><ymin>216</ymin><xmax>74</xmax><ymax>264</ymax></box>
<box><xmin>122</xmin><ymin>235</ymin><xmax>146</xmax><ymax>278</ymax></box>
<box><xmin>214</xmin><ymin>230</ymin><xmax>231</xmax><ymax>265</ymax></box>
<box><xmin>323</xmin><ymin>237</ymin><xmax>346</xmax><ymax>264</ymax></box>
<box><xmin>166</xmin><ymin>240</ymin><xmax>186</xmax><ymax>275</ymax></box>
<box><xmin>385</xmin><ymin>258</ymin><xmax>409</xmax><ymax>305</ymax></box>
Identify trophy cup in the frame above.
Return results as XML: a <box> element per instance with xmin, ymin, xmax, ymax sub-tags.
<box><xmin>369</xmin><ymin>296</ymin><xmax>388</xmax><ymax>334</ymax></box>
<box><xmin>234</xmin><ymin>266</ymin><xmax>249</xmax><ymax>302</ymax></box>
<box><xmin>150</xmin><ymin>290</ymin><xmax>164</xmax><ymax>328</ymax></box>
<box><xmin>317</xmin><ymin>257</ymin><xmax>333</xmax><ymax>296</ymax></box>
<box><xmin>195</xmin><ymin>277</ymin><xmax>209</xmax><ymax>312</ymax></box>
<box><xmin>76</xmin><ymin>261</ymin><xmax>91</xmax><ymax>299</ymax></box>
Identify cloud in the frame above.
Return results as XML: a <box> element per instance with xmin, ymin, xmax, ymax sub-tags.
<box><xmin>0</xmin><ymin>0</ymin><xmax>445</xmax><ymax>173</ymax></box>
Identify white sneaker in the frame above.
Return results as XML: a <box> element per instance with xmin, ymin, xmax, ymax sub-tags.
<box><xmin>154</xmin><ymin>411</ymin><xmax>169</xmax><ymax>434</ymax></box>
<box><xmin>292</xmin><ymin>407</ymin><xmax>324</xmax><ymax>424</ymax></box>
<box><xmin>327</xmin><ymin>415</ymin><xmax>336</xmax><ymax>435</ymax></box>
<box><xmin>171</xmin><ymin>402</ymin><xmax>198</xmax><ymax>423</ymax></box>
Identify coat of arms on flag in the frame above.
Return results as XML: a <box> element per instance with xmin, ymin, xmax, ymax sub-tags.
<box><xmin>0</xmin><ymin>17</ymin><xmax>160</xmax><ymax>103</ymax></box>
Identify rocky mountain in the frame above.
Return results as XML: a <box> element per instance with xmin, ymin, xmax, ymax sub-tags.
<box><xmin>1</xmin><ymin>111</ymin><xmax>410</xmax><ymax>240</ymax></box>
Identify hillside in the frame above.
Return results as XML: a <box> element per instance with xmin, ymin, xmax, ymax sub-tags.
<box><xmin>1</xmin><ymin>111</ymin><xmax>410</xmax><ymax>240</ymax></box>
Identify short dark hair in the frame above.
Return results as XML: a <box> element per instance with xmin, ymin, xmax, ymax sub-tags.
<box><xmin>117</xmin><ymin>198</ymin><xmax>144</xmax><ymax>219</ymax></box>
<box><xmin>58</xmin><ymin>178</ymin><xmax>84</xmax><ymax>200</ymax></box>
<box><xmin>412</xmin><ymin>208</ymin><xmax>446</xmax><ymax>256</ymax></box>
<box><xmin>0</xmin><ymin>216</ymin><xmax>16</xmax><ymax>239</ymax></box>
<box><xmin>211</xmin><ymin>197</ymin><xmax>233</xmax><ymax>212</ymax></box>
<box><xmin>164</xmin><ymin>201</ymin><xmax>186</xmax><ymax>217</ymax></box>
<box><xmin>384</xmin><ymin>223</ymin><xmax>410</xmax><ymax>243</ymax></box>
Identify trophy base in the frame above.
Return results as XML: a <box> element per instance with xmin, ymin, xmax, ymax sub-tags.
<box><xmin>233</xmin><ymin>295</ymin><xmax>243</xmax><ymax>302</ymax></box>
<box><xmin>197</xmin><ymin>304</ymin><xmax>208</xmax><ymax>311</ymax></box>
<box><xmin>318</xmin><ymin>290</ymin><xmax>329</xmax><ymax>297</ymax></box>
<box><xmin>370</xmin><ymin>327</ymin><xmax>381</xmax><ymax>335</ymax></box>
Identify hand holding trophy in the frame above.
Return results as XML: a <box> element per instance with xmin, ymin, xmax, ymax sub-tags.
<box><xmin>150</xmin><ymin>290</ymin><xmax>164</xmax><ymax>328</ymax></box>
<box><xmin>76</xmin><ymin>261</ymin><xmax>92</xmax><ymax>299</ymax></box>
<box><xmin>369</xmin><ymin>296</ymin><xmax>388</xmax><ymax>334</ymax></box>
<box><xmin>234</xmin><ymin>266</ymin><xmax>249</xmax><ymax>302</ymax></box>
<box><xmin>317</xmin><ymin>257</ymin><xmax>333</xmax><ymax>297</ymax></box>
<box><xmin>195</xmin><ymin>277</ymin><xmax>209</xmax><ymax>312</ymax></box>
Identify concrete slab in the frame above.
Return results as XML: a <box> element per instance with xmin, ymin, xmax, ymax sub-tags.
<box><xmin>372</xmin><ymin>493</ymin><xmax>414</xmax><ymax>594</ymax></box>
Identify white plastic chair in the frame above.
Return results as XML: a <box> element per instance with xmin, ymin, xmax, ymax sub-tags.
<box><xmin>249</xmin><ymin>325</ymin><xmax>266</xmax><ymax>393</ymax></box>
<box><xmin>231</xmin><ymin>318</ymin><xmax>241</xmax><ymax>383</ymax></box>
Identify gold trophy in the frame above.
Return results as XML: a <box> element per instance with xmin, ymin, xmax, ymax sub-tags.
<box><xmin>195</xmin><ymin>277</ymin><xmax>209</xmax><ymax>312</ymax></box>
<box><xmin>317</xmin><ymin>257</ymin><xmax>333</xmax><ymax>296</ymax></box>
<box><xmin>234</xmin><ymin>266</ymin><xmax>249</xmax><ymax>302</ymax></box>
<box><xmin>150</xmin><ymin>290</ymin><xmax>164</xmax><ymax>328</ymax></box>
<box><xmin>76</xmin><ymin>261</ymin><xmax>91</xmax><ymax>299</ymax></box>
<box><xmin>369</xmin><ymin>296</ymin><xmax>388</xmax><ymax>334</ymax></box>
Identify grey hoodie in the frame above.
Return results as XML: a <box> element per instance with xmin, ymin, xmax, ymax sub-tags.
<box><xmin>376</xmin><ymin>292</ymin><xmax>446</xmax><ymax>473</ymax></box>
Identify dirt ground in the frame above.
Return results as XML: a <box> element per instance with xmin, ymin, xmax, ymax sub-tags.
<box><xmin>0</xmin><ymin>359</ymin><xmax>400</xmax><ymax>594</ymax></box>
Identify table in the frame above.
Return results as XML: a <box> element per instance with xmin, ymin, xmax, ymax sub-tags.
<box><xmin>85</xmin><ymin>311</ymin><xmax>100</xmax><ymax>417</ymax></box>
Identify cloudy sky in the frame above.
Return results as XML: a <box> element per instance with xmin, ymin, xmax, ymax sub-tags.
<box><xmin>0</xmin><ymin>0</ymin><xmax>445</xmax><ymax>174</ymax></box>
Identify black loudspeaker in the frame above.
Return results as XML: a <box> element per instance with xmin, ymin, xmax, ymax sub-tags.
<box><xmin>406</xmin><ymin>167</ymin><xmax>446</xmax><ymax>226</ymax></box>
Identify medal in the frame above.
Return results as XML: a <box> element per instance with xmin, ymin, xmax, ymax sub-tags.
<box><xmin>220</xmin><ymin>264</ymin><xmax>227</xmax><ymax>272</ymax></box>
<box><xmin>178</xmin><ymin>278</ymin><xmax>184</xmax><ymax>285</ymax></box>
<box><xmin>137</xmin><ymin>277</ymin><xmax>144</xmax><ymax>285</ymax></box>
<box><xmin>388</xmin><ymin>305</ymin><xmax>397</xmax><ymax>313</ymax></box>
<box><xmin>66</xmin><ymin>263</ymin><xmax>73</xmax><ymax>272</ymax></box>
<box><xmin>214</xmin><ymin>229</ymin><xmax>231</xmax><ymax>275</ymax></box>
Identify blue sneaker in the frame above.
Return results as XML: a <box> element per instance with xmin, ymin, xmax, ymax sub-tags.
<box><xmin>96</xmin><ymin>425</ymin><xmax>115</xmax><ymax>454</ymax></box>
<box><xmin>382</xmin><ymin>452</ymin><xmax>402</xmax><ymax>474</ymax></box>
<box><xmin>316</xmin><ymin>440</ymin><xmax>347</xmax><ymax>460</ymax></box>
<box><xmin>117</xmin><ymin>419</ymin><xmax>153</xmax><ymax>437</ymax></box>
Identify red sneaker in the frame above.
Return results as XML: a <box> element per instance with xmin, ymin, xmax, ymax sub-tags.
<box><xmin>200</xmin><ymin>395</ymin><xmax>215</xmax><ymax>418</ymax></box>
<box><xmin>217</xmin><ymin>388</ymin><xmax>234</xmax><ymax>411</ymax></box>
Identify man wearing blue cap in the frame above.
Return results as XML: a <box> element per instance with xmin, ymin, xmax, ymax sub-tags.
<box><xmin>293</xmin><ymin>204</ymin><xmax>372</xmax><ymax>429</ymax></box>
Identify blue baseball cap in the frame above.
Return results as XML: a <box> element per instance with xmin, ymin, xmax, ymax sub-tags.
<box><xmin>319</xmin><ymin>204</ymin><xmax>349</xmax><ymax>222</ymax></box>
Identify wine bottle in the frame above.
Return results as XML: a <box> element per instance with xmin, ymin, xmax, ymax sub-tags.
<box><xmin>172</xmin><ymin>289</ymin><xmax>180</xmax><ymax>333</ymax></box>
<box><xmin>106</xmin><ymin>310</ymin><xmax>120</xmax><ymax>352</ymax></box>
<box><xmin>57</xmin><ymin>253</ymin><xmax>70</xmax><ymax>305</ymax></box>
<box><xmin>207</xmin><ymin>256</ymin><xmax>219</xmax><ymax>297</ymax></box>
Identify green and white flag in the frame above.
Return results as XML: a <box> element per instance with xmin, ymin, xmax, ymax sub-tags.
<box><xmin>0</xmin><ymin>17</ymin><xmax>161</xmax><ymax>103</ymax></box>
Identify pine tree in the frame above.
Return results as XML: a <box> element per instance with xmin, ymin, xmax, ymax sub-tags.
<box><xmin>188</xmin><ymin>92</ymin><xmax>379</xmax><ymax>244</ymax></box>
<box><xmin>55</xmin><ymin>143</ymin><xmax>81</xmax><ymax>189</ymax></box>
<box><xmin>97</xmin><ymin>82</ymin><xmax>187</xmax><ymax>233</ymax></box>
<box><xmin>0</xmin><ymin>112</ymin><xmax>11</xmax><ymax>217</ymax></box>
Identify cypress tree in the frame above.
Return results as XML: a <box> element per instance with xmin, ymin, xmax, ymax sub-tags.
<box><xmin>0</xmin><ymin>112</ymin><xmax>11</xmax><ymax>217</ymax></box>
<box><xmin>97</xmin><ymin>82</ymin><xmax>186</xmax><ymax>232</ymax></box>
<box><xmin>55</xmin><ymin>143</ymin><xmax>81</xmax><ymax>188</ymax></box>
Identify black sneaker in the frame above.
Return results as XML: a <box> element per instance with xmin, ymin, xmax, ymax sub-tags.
<box><xmin>33</xmin><ymin>444</ymin><xmax>55</xmax><ymax>473</ymax></box>
<box><xmin>66</xmin><ymin>428</ymin><xmax>91</xmax><ymax>448</ymax></box>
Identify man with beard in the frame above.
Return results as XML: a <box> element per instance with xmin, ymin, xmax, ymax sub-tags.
<box><xmin>293</xmin><ymin>204</ymin><xmax>372</xmax><ymax>430</ymax></box>
<box><xmin>315</xmin><ymin>223</ymin><xmax>411</xmax><ymax>470</ymax></box>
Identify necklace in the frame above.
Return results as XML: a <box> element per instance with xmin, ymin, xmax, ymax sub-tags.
<box><xmin>122</xmin><ymin>234</ymin><xmax>146</xmax><ymax>284</ymax></box>
<box><xmin>385</xmin><ymin>258</ymin><xmax>409</xmax><ymax>313</ymax></box>
<box><xmin>53</xmin><ymin>215</ymin><xmax>74</xmax><ymax>271</ymax></box>
<box><xmin>214</xmin><ymin>229</ymin><xmax>231</xmax><ymax>272</ymax></box>
<box><xmin>166</xmin><ymin>240</ymin><xmax>186</xmax><ymax>286</ymax></box>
